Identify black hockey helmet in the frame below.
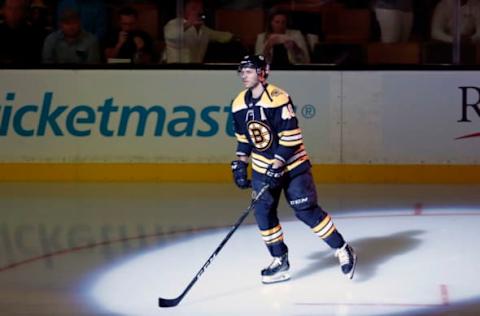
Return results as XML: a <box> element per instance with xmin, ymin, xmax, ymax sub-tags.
<box><xmin>238</xmin><ymin>55</ymin><xmax>269</xmax><ymax>79</ymax></box>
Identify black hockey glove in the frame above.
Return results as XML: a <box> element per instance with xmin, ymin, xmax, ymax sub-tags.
<box><xmin>264</xmin><ymin>164</ymin><xmax>285</xmax><ymax>190</ymax></box>
<box><xmin>231</xmin><ymin>160</ymin><xmax>251</xmax><ymax>189</ymax></box>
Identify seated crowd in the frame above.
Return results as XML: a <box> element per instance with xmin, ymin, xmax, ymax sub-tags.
<box><xmin>1</xmin><ymin>0</ymin><xmax>480</xmax><ymax>66</ymax></box>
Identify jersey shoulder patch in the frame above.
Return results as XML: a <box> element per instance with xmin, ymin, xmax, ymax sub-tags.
<box><xmin>231</xmin><ymin>90</ymin><xmax>248</xmax><ymax>113</ymax></box>
<box><xmin>261</xmin><ymin>84</ymin><xmax>290</xmax><ymax>108</ymax></box>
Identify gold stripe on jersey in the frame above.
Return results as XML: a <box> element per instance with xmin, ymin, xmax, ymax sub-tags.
<box><xmin>284</xmin><ymin>146</ymin><xmax>309</xmax><ymax>171</ymax></box>
<box><xmin>312</xmin><ymin>215</ymin><xmax>337</xmax><ymax>239</ymax></box>
<box><xmin>281</xmin><ymin>134</ymin><xmax>303</xmax><ymax>142</ymax></box>
<box><xmin>279</xmin><ymin>138</ymin><xmax>304</xmax><ymax>147</ymax></box>
<box><xmin>252</xmin><ymin>159</ymin><xmax>269</xmax><ymax>170</ymax></box>
<box><xmin>279</xmin><ymin>129</ymin><xmax>304</xmax><ymax>147</ymax></box>
<box><xmin>252</xmin><ymin>152</ymin><xmax>274</xmax><ymax>164</ymax></box>
<box><xmin>278</xmin><ymin>128</ymin><xmax>302</xmax><ymax>137</ymax></box>
<box><xmin>251</xmin><ymin>153</ymin><xmax>273</xmax><ymax>173</ymax></box>
<box><xmin>251</xmin><ymin>149</ymin><xmax>309</xmax><ymax>174</ymax></box>
<box><xmin>252</xmin><ymin>157</ymin><xmax>309</xmax><ymax>174</ymax></box>
<box><xmin>287</xmin><ymin>144</ymin><xmax>307</xmax><ymax>157</ymax></box>
<box><xmin>285</xmin><ymin>155</ymin><xmax>309</xmax><ymax>171</ymax></box>
<box><xmin>235</xmin><ymin>133</ymin><xmax>249</xmax><ymax>143</ymax></box>
<box><xmin>252</xmin><ymin>163</ymin><xmax>268</xmax><ymax>174</ymax></box>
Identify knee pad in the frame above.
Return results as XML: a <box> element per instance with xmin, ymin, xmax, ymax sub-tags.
<box><xmin>254</xmin><ymin>203</ymin><xmax>271</xmax><ymax>222</ymax></box>
<box><xmin>294</xmin><ymin>208</ymin><xmax>319</xmax><ymax>227</ymax></box>
<box><xmin>293</xmin><ymin>203</ymin><xmax>326</xmax><ymax>228</ymax></box>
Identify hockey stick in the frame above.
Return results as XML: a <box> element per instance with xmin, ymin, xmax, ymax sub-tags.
<box><xmin>158</xmin><ymin>184</ymin><xmax>269</xmax><ymax>308</ymax></box>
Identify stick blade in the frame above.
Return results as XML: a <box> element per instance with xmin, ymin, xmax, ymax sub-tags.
<box><xmin>159</xmin><ymin>297</ymin><xmax>180</xmax><ymax>308</ymax></box>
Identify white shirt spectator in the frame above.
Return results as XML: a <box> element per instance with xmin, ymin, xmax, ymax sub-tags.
<box><xmin>163</xmin><ymin>18</ymin><xmax>233</xmax><ymax>63</ymax></box>
<box><xmin>374</xmin><ymin>0</ymin><xmax>413</xmax><ymax>43</ymax></box>
<box><xmin>255</xmin><ymin>29</ymin><xmax>310</xmax><ymax>64</ymax></box>
<box><xmin>431</xmin><ymin>0</ymin><xmax>480</xmax><ymax>43</ymax></box>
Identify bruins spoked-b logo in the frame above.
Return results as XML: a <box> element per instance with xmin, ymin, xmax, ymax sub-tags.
<box><xmin>247</xmin><ymin>120</ymin><xmax>272</xmax><ymax>151</ymax></box>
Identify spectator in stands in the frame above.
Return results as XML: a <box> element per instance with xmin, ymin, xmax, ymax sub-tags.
<box><xmin>57</xmin><ymin>0</ymin><xmax>107</xmax><ymax>41</ymax></box>
<box><xmin>30</xmin><ymin>0</ymin><xmax>53</xmax><ymax>38</ymax></box>
<box><xmin>255</xmin><ymin>9</ymin><xmax>310</xmax><ymax>65</ymax></box>
<box><xmin>431</xmin><ymin>0</ymin><xmax>480</xmax><ymax>44</ymax></box>
<box><xmin>374</xmin><ymin>0</ymin><xmax>413</xmax><ymax>43</ymax></box>
<box><xmin>216</xmin><ymin>0</ymin><xmax>262</xmax><ymax>9</ymax></box>
<box><xmin>163</xmin><ymin>0</ymin><xmax>234</xmax><ymax>63</ymax></box>
<box><xmin>339</xmin><ymin>0</ymin><xmax>371</xmax><ymax>9</ymax></box>
<box><xmin>0</xmin><ymin>0</ymin><xmax>44</xmax><ymax>64</ymax></box>
<box><xmin>42</xmin><ymin>9</ymin><xmax>100</xmax><ymax>64</ymax></box>
<box><xmin>105</xmin><ymin>6</ymin><xmax>157</xmax><ymax>64</ymax></box>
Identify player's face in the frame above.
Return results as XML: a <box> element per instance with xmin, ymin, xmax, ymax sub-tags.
<box><xmin>239</xmin><ymin>67</ymin><xmax>260</xmax><ymax>89</ymax></box>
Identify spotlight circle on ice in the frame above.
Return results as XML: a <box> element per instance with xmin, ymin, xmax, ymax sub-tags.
<box><xmin>89</xmin><ymin>207</ymin><xmax>480</xmax><ymax>316</ymax></box>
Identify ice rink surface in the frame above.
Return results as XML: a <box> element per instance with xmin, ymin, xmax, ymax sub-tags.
<box><xmin>1</xmin><ymin>183</ymin><xmax>480</xmax><ymax>316</ymax></box>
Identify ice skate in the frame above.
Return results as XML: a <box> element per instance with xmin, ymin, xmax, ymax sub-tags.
<box><xmin>335</xmin><ymin>243</ymin><xmax>357</xmax><ymax>279</ymax></box>
<box><xmin>261</xmin><ymin>253</ymin><xmax>290</xmax><ymax>284</ymax></box>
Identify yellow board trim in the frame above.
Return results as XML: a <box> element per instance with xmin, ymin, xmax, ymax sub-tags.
<box><xmin>0</xmin><ymin>163</ymin><xmax>479</xmax><ymax>183</ymax></box>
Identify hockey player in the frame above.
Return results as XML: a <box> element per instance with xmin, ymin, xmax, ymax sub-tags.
<box><xmin>231</xmin><ymin>55</ymin><xmax>357</xmax><ymax>284</ymax></box>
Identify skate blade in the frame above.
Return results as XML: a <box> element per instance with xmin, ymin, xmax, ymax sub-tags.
<box><xmin>262</xmin><ymin>272</ymin><xmax>290</xmax><ymax>284</ymax></box>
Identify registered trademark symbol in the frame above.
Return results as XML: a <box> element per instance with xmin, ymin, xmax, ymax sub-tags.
<box><xmin>301</xmin><ymin>104</ymin><xmax>316</xmax><ymax>119</ymax></box>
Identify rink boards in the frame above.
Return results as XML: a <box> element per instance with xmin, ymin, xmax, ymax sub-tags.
<box><xmin>0</xmin><ymin>69</ymin><xmax>479</xmax><ymax>183</ymax></box>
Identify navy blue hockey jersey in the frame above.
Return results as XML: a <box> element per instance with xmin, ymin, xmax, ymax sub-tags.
<box><xmin>231</xmin><ymin>83</ymin><xmax>311</xmax><ymax>177</ymax></box>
